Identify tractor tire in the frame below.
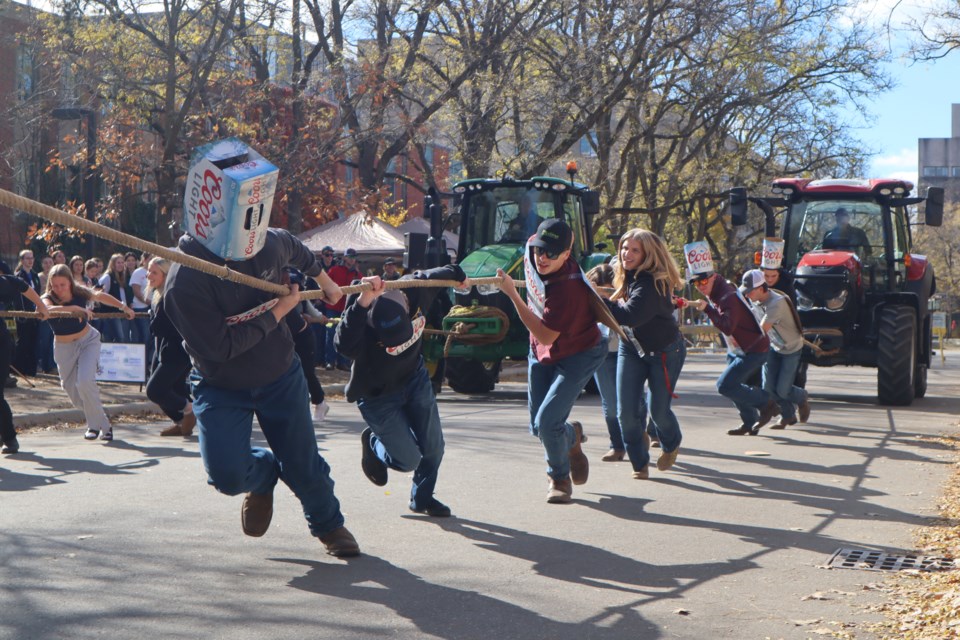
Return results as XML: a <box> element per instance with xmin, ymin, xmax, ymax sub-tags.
<box><xmin>877</xmin><ymin>305</ymin><xmax>916</xmax><ymax>406</ymax></box>
<box><xmin>445</xmin><ymin>358</ymin><xmax>502</xmax><ymax>395</ymax></box>
<box><xmin>914</xmin><ymin>364</ymin><xmax>928</xmax><ymax>398</ymax></box>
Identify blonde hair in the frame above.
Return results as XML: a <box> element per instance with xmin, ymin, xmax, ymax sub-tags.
<box><xmin>145</xmin><ymin>257</ymin><xmax>171</xmax><ymax>305</ymax></box>
<box><xmin>612</xmin><ymin>228</ymin><xmax>683</xmax><ymax>300</ymax></box>
<box><xmin>44</xmin><ymin>264</ymin><xmax>94</xmax><ymax>304</ymax></box>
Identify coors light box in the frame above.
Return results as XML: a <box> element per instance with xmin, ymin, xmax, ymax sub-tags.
<box><xmin>183</xmin><ymin>138</ymin><xmax>278</xmax><ymax>261</ymax></box>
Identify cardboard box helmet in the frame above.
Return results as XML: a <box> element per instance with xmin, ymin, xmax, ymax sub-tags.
<box><xmin>183</xmin><ymin>138</ymin><xmax>279</xmax><ymax>261</ymax></box>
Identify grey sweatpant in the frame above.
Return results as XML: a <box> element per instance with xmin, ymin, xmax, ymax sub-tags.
<box><xmin>53</xmin><ymin>327</ymin><xmax>111</xmax><ymax>433</ymax></box>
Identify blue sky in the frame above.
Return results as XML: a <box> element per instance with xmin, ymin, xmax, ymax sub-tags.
<box><xmin>853</xmin><ymin>0</ymin><xmax>960</xmax><ymax>187</ymax></box>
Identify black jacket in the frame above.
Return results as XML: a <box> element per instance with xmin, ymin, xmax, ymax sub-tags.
<box><xmin>603</xmin><ymin>270</ymin><xmax>680</xmax><ymax>353</ymax></box>
<box><xmin>164</xmin><ymin>229</ymin><xmax>322</xmax><ymax>390</ymax></box>
<box><xmin>336</xmin><ymin>264</ymin><xmax>464</xmax><ymax>402</ymax></box>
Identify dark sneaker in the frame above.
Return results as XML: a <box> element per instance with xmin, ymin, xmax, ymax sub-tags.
<box><xmin>360</xmin><ymin>428</ymin><xmax>388</xmax><ymax>486</ymax></box>
<box><xmin>409</xmin><ymin>498</ymin><xmax>452</xmax><ymax>517</ymax></box>
<box><xmin>1</xmin><ymin>437</ymin><xmax>19</xmax><ymax>454</ymax></box>
<box><xmin>755</xmin><ymin>399</ymin><xmax>779</xmax><ymax>429</ymax></box>
<box><xmin>324</xmin><ymin>363</ymin><xmax>334</xmax><ymax>371</ymax></box>
<box><xmin>319</xmin><ymin>526</ymin><xmax>361</xmax><ymax>557</ymax></box>
<box><xmin>546</xmin><ymin>476</ymin><xmax>573</xmax><ymax>503</ymax></box>
<box><xmin>798</xmin><ymin>393</ymin><xmax>811</xmax><ymax>423</ymax></box>
<box><xmin>727</xmin><ymin>424</ymin><xmax>754</xmax><ymax>436</ymax></box>
<box><xmin>84</xmin><ymin>428</ymin><xmax>100</xmax><ymax>440</ymax></box>
<box><xmin>241</xmin><ymin>491</ymin><xmax>274</xmax><ymax>537</ymax></box>
<box><xmin>568</xmin><ymin>421</ymin><xmax>589</xmax><ymax>485</ymax></box>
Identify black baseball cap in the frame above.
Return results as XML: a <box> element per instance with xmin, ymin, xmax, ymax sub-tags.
<box><xmin>529</xmin><ymin>219</ymin><xmax>572</xmax><ymax>256</ymax></box>
<box><xmin>368</xmin><ymin>289</ymin><xmax>412</xmax><ymax>348</ymax></box>
<box><xmin>383</xmin><ymin>257</ymin><xmax>396</xmax><ymax>266</ymax></box>
<box><xmin>344</xmin><ymin>248</ymin><xmax>358</xmax><ymax>258</ymax></box>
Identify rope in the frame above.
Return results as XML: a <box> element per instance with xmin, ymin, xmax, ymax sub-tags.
<box><xmin>0</xmin><ymin>187</ymin><xmax>526</xmax><ymax>299</ymax></box>
<box><xmin>0</xmin><ymin>310</ymin><xmax>149</xmax><ymax>319</ymax></box>
<box><xmin>436</xmin><ymin>305</ymin><xmax>511</xmax><ymax>358</ymax></box>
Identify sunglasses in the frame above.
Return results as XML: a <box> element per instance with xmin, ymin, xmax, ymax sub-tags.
<box><xmin>533</xmin><ymin>247</ymin><xmax>562</xmax><ymax>260</ymax></box>
<box><xmin>322</xmin><ymin>253</ymin><xmax>334</xmax><ymax>257</ymax></box>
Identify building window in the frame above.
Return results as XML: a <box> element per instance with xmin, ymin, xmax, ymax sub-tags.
<box><xmin>923</xmin><ymin>166</ymin><xmax>949</xmax><ymax>178</ymax></box>
<box><xmin>952</xmin><ymin>167</ymin><xmax>960</xmax><ymax>178</ymax></box>
<box><xmin>579</xmin><ymin>132</ymin><xmax>597</xmax><ymax>157</ymax></box>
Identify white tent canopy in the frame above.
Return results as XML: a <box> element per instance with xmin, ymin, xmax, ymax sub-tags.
<box><xmin>298</xmin><ymin>212</ymin><xmax>406</xmax><ymax>254</ymax></box>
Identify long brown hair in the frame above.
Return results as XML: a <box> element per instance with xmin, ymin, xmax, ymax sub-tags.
<box><xmin>612</xmin><ymin>228</ymin><xmax>683</xmax><ymax>300</ymax></box>
<box><xmin>44</xmin><ymin>264</ymin><xmax>94</xmax><ymax>304</ymax></box>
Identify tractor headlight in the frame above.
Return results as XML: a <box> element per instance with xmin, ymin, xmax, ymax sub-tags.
<box><xmin>476</xmin><ymin>284</ymin><xmax>499</xmax><ymax>296</ymax></box>
<box><xmin>797</xmin><ymin>292</ymin><xmax>815</xmax><ymax>311</ymax></box>
<box><xmin>824</xmin><ymin>289</ymin><xmax>848</xmax><ymax>311</ymax></box>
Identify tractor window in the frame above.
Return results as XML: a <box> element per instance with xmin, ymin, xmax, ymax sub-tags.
<box><xmin>786</xmin><ymin>200</ymin><xmax>883</xmax><ymax>263</ymax></box>
<box><xmin>461</xmin><ymin>187</ymin><xmax>555</xmax><ymax>253</ymax></box>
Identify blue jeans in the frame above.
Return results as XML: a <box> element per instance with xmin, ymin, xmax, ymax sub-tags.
<box><xmin>191</xmin><ymin>358</ymin><xmax>345</xmax><ymax>538</ymax></box>
<box><xmin>357</xmin><ymin>361</ymin><xmax>444</xmax><ymax>509</ymax></box>
<box><xmin>36</xmin><ymin>320</ymin><xmax>55</xmax><ymax>372</ymax></box>
<box><xmin>130</xmin><ymin>314</ymin><xmax>153</xmax><ymax>366</ymax></box>
<box><xmin>717</xmin><ymin>351</ymin><xmax>770</xmax><ymax>426</ymax></box>
<box><xmin>617</xmin><ymin>337</ymin><xmax>686</xmax><ymax>471</ymax></box>
<box><xmin>593</xmin><ymin>350</ymin><xmax>624</xmax><ymax>451</ymax></box>
<box><xmin>763</xmin><ymin>350</ymin><xmax>806</xmax><ymax>421</ymax></box>
<box><xmin>528</xmin><ymin>338</ymin><xmax>606</xmax><ymax>480</ymax></box>
<box><xmin>323</xmin><ymin>312</ymin><xmax>349</xmax><ymax>368</ymax></box>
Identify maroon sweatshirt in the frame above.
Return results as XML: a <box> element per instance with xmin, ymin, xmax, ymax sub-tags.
<box><xmin>702</xmin><ymin>277</ymin><xmax>770</xmax><ymax>354</ymax></box>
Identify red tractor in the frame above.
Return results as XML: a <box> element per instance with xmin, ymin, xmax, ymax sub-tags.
<box><xmin>730</xmin><ymin>178</ymin><xmax>945</xmax><ymax>406</ymax></box>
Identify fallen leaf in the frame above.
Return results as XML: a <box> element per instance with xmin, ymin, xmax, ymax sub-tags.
<box><xmin>674</xmin><ymin>608</ymin><xmax>690</xmax><ymax>615</ymax></box>
<box><xmin>792</xmin><ymin>618</ymin><xmax>822</xmax><ymax>626</ymax></box>
<box><xmin>801</xmin><ymin>592</ymin><xmax>831</xmax><ymax>601</ymax></box>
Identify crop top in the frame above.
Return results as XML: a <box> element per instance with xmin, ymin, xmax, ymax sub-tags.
<box><xmin>41</xmin><ymin>294</ymin><xmax>89</xmax><ymax>336</ymax></box>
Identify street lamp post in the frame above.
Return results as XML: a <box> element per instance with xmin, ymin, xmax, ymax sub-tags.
<box><xmin>51</xmin><ymin>107</ymin><xmax>98</xmax><ymax>256</ymax></box>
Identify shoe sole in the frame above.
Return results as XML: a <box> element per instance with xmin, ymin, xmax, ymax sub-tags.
<box><xmin>656</xmin><ymin>450</ymin><xmax>678</xmax><ymax>471</ymax></box>
<box><xmin>361</xmin><ymin>428</ymin><xmax>388</xmax><ymax>486</ymax></box>
<box><xmin>569</xmin><ymin>422</ymin><xmax>589</xmax><ymax>485</ymax></box>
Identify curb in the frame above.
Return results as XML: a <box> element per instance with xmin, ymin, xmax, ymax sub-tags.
<box><xmin>14</xmin><ymin>385</ymin><xmax>349</xmax><ymax>428</ymax></box>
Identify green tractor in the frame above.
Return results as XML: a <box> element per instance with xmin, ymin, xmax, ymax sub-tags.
<box><xmin>418</xmin><ymin>171</ymin><xmax>607</xmax><ymax>394</ymax></box>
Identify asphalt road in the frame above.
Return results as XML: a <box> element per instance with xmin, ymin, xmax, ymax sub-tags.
<box><xmin>2</xmin><ymin>353</ymin><xmax>958</xmax><ymax>640</ymax></box>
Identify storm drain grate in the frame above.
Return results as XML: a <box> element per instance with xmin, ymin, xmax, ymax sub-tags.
<box><xmin>828</xmin><ymin>548</ymin><xmax>957</xmax><ymax>572</ymax></box>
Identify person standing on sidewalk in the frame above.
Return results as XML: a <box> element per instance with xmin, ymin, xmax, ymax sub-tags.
<box><xmin>284</xmin><ymin>268</ymin><xmax>329</xmax><ymax>423</ymax></box>
<box><xmin>497</xmin><ymin>219</ymin><xmax>605</xmax><ymax>504</ymax></box>
<box><xmin>128</xmin><ymin>252</ymin><xmax>154</xmax><ymax>367</ymax></box>
<box><xmin>325</xmin><ymin>248</ymin><xmax>362</xmax><ymax>371</ymax></box>
<box><xmin>740</xmin><ymin>269</ymin><xmax>811</xmax><ymax>429</ymax></box>
<box><xmin>42</xmin><ymin>264</ymin><xmax>135</xmax><ymax>442</ymax></box>
<box><xmin>602</xmin><ymin>229</ymin><xmax>687</xmax><ymax>479</ymax></box>
<box><xmin>13</xmin><ymin>249</ymin><xmax>41</xmax><ymax>377</ymax></box>
<box><xmin>144</xmin><ymin>257</ymin><xmax>195</xmax><ymax>438</ymax></box>
<box><xmin>335</xmin><ymin>264</ymin><xmax>466</xmax><ymax>518</ymax></box>
<box><xmin>164</xmin><ymin>228</ymin><xmax>360</xmax><ymax>558</ymax></box>
<box><xmin>0</xmin><ymin>275</ymin><xmax>49</xmax><ymax>454</ymax></box>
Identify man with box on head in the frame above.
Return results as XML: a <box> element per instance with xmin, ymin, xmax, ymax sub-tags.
<box><xmin>164</xmin><ymin>138</ymin><xmax>359</xmax><ymax>558</ymax></box>
<box><xmin>336</xmin><ymin>262</ymin><xmax>466</xmax><ymax>517</ymax></box>
<box><xmin>682</xmin><ymin>241</ymin><xmax>775</xmax><ymax>436</ymax></box>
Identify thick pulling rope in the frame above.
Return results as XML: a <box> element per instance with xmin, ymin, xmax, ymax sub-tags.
<box><xmin>0</xmin><ymin>187</ymin><xmax>525</xmax><ymax>300</ymax></box>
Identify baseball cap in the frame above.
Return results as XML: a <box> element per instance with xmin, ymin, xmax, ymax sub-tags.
<box><xmin>321</xmin><ymin>245</ymin><xmax>334</xmax><ymax>254</ymax></box>
<box><xmin>344</xmin><ymin>248</ymin><xmax>358</xmax><ymax>258</ymax></box>
<box><xmin>739</xmin><ymin>269</ymin><xmax>766</xmax><ymax>294</ymax></box>
<box><xmin>528</xmin><ymin>219</ymin><xmax>572</xmax><ymax>257</ymax></box>
<box><xmin>383</xmin><ymin>257</ymin><xmax>396</xmax><ymax>266</ymax></box>
<box><xmin>367</xmin><ymin>289</ymin><xmax>412</xmax><ymax>348</ymax></box>
<box><xmin>687</xmin><ymin>270</ymin><xmax>713</xmax><ymax>284</ymax></box>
